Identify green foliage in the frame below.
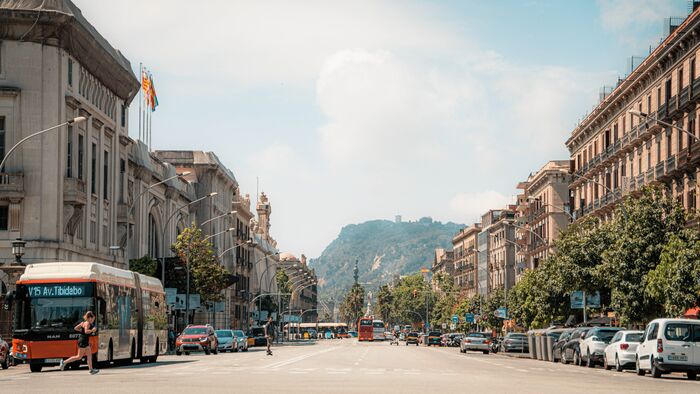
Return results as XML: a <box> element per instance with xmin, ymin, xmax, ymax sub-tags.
<box><xmin>309</xmin><ymin>219</ymin><xmax>464</xmax><ymax>300</ymax></box>
<box><xmin>277</xmin><ymin>270</ymin><xmax>292</xmax><ymax>313</ymax></box>
<box><xmin>601</xmin><ymin>185</ymin><xmax>686</xmax><ymax>325</ymax></box>
<box><xmin>172</xmin><ymin>223</ymin><xmax>230</xmax><ymax>304</ymax></box>
<box><xmin>340</xmin><ymin>283</ymin><xmax>365</xmax><ymax>325</ymax></box>
<box><xmin>430</xmin><ymin>272</ymin><xmax>456</xmax><ymax>327</ymax></box>
<box><xmin>388</xmin><ymin>274</ymin><xmax>433</xmax><ymax>327</ymax></box>
<box><xmin>645</xmin><ymin>231</ymin><xmax>700</xmax><ymax>317</ymax></box>
<box><xmin>376</xmin><ymin>284</ymin><xmax>393</xmax><ymax>323</ymax></box>
<box><xmin>130</xmin><ymin>255</ymin><xmax>158</xmax><ymax>277</ymax></box>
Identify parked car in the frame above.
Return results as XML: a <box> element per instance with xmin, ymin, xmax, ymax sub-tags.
<box><xmin>427</xmin><ymin>331</ymin><xmax>442</xmax><ymax>346</ymax></box>
<box><xmin>0</xmin><ymin>335</ymin><xmax>10</xmax><ymax>369</ymax></box>
<box><xmin>445</xmin><ymin>333</ymin><xmax>462</xmax><ymax>347</ymax></box>
<box><xmin>176</xmin><ymin>325</ymin><xmax>219</xmax><ymax>355</ymax></box>
<box><xmin>603</xmin><ymin>330</ymin><xmax>643</xmax><ymax>371</ymax></box>
<box><xmin>561</xmin><ymin>327</ymin><xmax>591</xmax><ymax>365</ymax></box>
<box><xmin>500</xmin><ymin>333</ymin><xmax>529</xmax><ymax>353</ymax></box>
<box><xmin>384</xmin><ymin>331</ymin><xmax>394</xmax><ymax>340</ymax></box>
<box><xmin>406</xmin><ymin>332</ymin><xmax>420</xmax><ymax>346</ymax></box>
<box><xmin>579</xmin><ymin>327</ymin><xmax>626</xmax><ymax>367</ymax></box>
<box><xmin>552</xmin><ymin>329</ymin><xmax>574</xmax><ymax>362</ymax></box>
<box><xmin>460</xmin><ymin>332</ymin><xmax>491</xmax><ymax>354</ymax></box>
<box><xmin>636</xmin><ymin>318</ymin><xmax>700</xmax><ymax>379</ymax></box>
<box><xmin>348</xmin><ymin>331</ymin><xmax>358</xmax><ymax>338</ymax></box>
<box><xmin>232</xmin><ymin>330</ymin><xmax>249</xmax><ymax>352</ymax></box>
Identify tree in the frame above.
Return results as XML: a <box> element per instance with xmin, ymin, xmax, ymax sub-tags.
<box><xmin>130</xmin><ymin>255</ymin><xmax>158</xmax><ymax>277</ymax></box>
<box><xmin>375</xmin><ymin>284</ymin><xmax>394</xmax><ymax>323</ymax></box>
<box><xmin>431</xmin><ymin>272</ymin><xmax>456</xmax><ymax>328</ymax></box>
<box><xmin>276</xmin><ymin>270</ymin><xmax>292</xmax><ymax>316</ymax></box>
<box><xmin>389</xmin><ymin>274</ymin><xmax>432</xmax><ymax>328</ymax></box>
<box><xmin>340</xmin><ymin>283</ymin><xmax>365</xmax><ymax>326</ymax></box>
<box><xmin>601</xmin><ymin>185</ymin><xmax>686</xmax><ymax>325</ymax></box>
<box><xmin>646</xmin><ymin>230</ymin><xmax>700</xmax><ymax>317</ymax></box>
<box><xmin>172</xmin><ymin>223</ymin><xmax>230</xmax><ymax>304</ymax></box>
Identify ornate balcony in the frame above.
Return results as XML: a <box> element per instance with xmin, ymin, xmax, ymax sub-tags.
<box><xmin>63</xmin><ymin>177</ymin><xmax>86</xmax><ymax>206</ymax></box>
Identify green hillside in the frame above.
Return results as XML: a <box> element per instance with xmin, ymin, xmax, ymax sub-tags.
<box><xmin>309</xmin><ymin>217</ymin><xmax>463</xmax><ymax>300</ymax></box>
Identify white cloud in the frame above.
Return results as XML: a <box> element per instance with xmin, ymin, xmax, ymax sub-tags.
<box><xmin>597</xmin><ymin>0</ymin><xmax>679</xmax><ymax>32</ymax></box>
<box><xmin>449</xmin><ymin>191</ymin><xmax>514</xmax><ymax>220</ymax></box>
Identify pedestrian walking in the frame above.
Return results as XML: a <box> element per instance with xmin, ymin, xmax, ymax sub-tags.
<box><xmin>264</xmin><ymin>316</ymin><xmax>274</xmax><ymax>356</ymax></box>
<box><xmin>59</xmin><ymin>311</ymin><xmax>99</xmax><ymax>374</ymax></box>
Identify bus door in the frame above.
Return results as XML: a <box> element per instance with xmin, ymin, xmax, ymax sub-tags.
<box><xmin>134</xmin><ymin>274</ymin><xmax>144</xmax><ymax>359</ymax></box>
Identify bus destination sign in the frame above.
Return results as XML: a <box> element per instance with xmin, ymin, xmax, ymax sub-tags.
<box><xmin>26</xmin><ymin>283</ymin><xmax>93</xmax><ymax>298</ymax></box>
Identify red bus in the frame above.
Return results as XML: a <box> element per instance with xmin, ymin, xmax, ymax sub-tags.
<box><xmin>12</xmin><ymin>262</ymin><xmax>167</xmax><ymax>372</ymax></box>
<box><xmin>358</xmin><ymin>317</ymin><xmax>373</xmax><ymax>341</ymax></box>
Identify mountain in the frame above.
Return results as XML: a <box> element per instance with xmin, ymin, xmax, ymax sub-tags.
<box><xmin>309</xmin><ymin>217</ymin><xmax>464</xmax><ymax>300</ymax></box>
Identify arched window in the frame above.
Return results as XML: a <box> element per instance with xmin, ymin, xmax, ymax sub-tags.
<box><xmin>148</xmin><ymin>213</ymin><xmax>159</xmax><ymax>258</ymax></box>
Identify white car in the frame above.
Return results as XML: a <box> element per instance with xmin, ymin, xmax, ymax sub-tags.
<box><xmin>579</xmin><ymin>327</ymin><xmax>625</xmax><ymax>367</ymax></box>
<box><xmin>636</xmin><ymin>318</ymin><xmax>700</xmax><ymax>380</ymax></box>
<box><xmin>603</xmin><ymin>330</ymin><xmax>643</xmax><ymax>371</ymax></box>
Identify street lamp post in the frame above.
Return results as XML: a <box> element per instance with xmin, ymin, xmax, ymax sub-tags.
<box><xmin>570</xmin><ymin>173</ymin><xmax>628</xmax><ymax>221</ymax></box>
<box><xmin>629</xmin><ymin>109</ymin><xmax>698</xmax><ymax>142</ymax></box>
<box><xmin>202</xmin><ymin>227</ymin><xmax>235</xmax><ymax>243</ymax></box>
<box><xmin>526</xmin><ymin>196</ymin><xmax>573</xmax><ymax>221</ymax></box>
<box><xmin>199</xmin><ymin>211</ymin><xmax>236</xmax><ymax>231</ymax></box>
<box><xmin>0</xmin><ymin>117</ymin><xmax>86</xmax><ymax>172</ymax></box>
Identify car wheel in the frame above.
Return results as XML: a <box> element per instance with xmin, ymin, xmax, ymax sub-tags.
<box><xmin>636</xmin><ymin>357</ymin><xmax>645</xmax><ymax>376</ymax></box>
<box><xmin>687</xmin><ymin>371</ymin><xmax>697</xmax><ymax>380</ymax></box>
<box><xmin>650</xmin><ymin>357</ymin><xmax>662</xmax><ymax>378</ymax></box>
<box><xmin>1</xmin><ymin>359</ymin><xmax>8</xmax><ymax>370</ymax></box>
<box><xmin>615</xmin><ymin>354</ymin><xmax>623</xmax><ymax>372</ymax></box>
<box><xmin>176</xmin><ymin>350</ymin><xmax>182</xmax><ymax>356</ymax></box>
<box><xmin>243</xmin><ymin>347</ymin><xmax>248</xmax><ymax>352</ymax></box>
<box><xmin>184</xmin><ymin>352</ymin><xmax>190</xmax><ymax>356</ymax></box>
<box><xmin>233</xmin><ymin>347</ymin><xmax>239</xmax><ymax>352</ymax></box>
<box><xmin>483</xmin><ymin>350</ymin><xmax>489</xmax><ymax>355</ymax></box>
<box><xmin>587</xmin><ymin>351</ymin><xmax>595</xmax><ymax>368</ymax></box>
<box><xmin>604</xmin><ymin>355</ymin><xmax>611</xmax><ymax>370</ymax></box>
<box><xmin>212</xmin><ymin>347</ymin><xmax>218</xmax><ymax>355</ymax></box>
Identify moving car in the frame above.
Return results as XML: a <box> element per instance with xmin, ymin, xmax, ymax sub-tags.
<box><xmin>232</xmin><ymin>330</ymin><xmax>249</xmax><ymax>352</ymax></box>
<box><xmin>0</xmin><ymin>335</ymin><xmax>10</xmax><ymax>369</ymax></box>
<box><xmin>500</xmin><ymin>333</ymin><xmax>529</xmax><ymax>353</ymax></box>
<box><xmin>579</xmin><ymin>327</ymin><xmax>625</xmax><ymax>368</ymax></box>
<box><xmin>427</xmin><ymin>331</ymin><xmax>442</xmax><ymax>346</ymax></box>
<box><xmin>552</xmin><ymin>329</ymin><xmax>574</xmax><ymax>362</ymax></box>
<box><xmin>247</xmin><ymin>326</ymin><xmax>268</xmax><ymax>347</ymax></box>
<box><xmin>561</xmin><ymin>327</ymin><xmax>590</xmax><ymax>365</ymax></box>
<box><xmin>176</xmin><ymin>325</ymin><xmax>219</xmax><ymax>355</ymax></box>
<box><xmin>446</xmin><ymin>333</ymin><xmax>463</xmax><ymax>347</ymax></box>
<box><xmin>406</xmin><ymin>332</ymin><xmax>420</xmax><ymax>346</ymax></box>
<box><xmin>636</xmin><ymin>318</ymin><xmax>700</xmax><ymax>379</ymax></box>
<box><xmin>460</xmin><ymin>332</ymin><xmax>491</xmax><ymax>354</ymax></box>
<box><xmin>603</xmin><ymin>330</ymin><xmax>643</xmax><ymax>371</ymax></box>
<box><xmin>216</xmin><ymin>330</ymin><xmax>237</xmax><ymax>353</ymax></box>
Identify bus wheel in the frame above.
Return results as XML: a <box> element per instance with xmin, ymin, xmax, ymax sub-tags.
<box><xmin>30</xmin><ymin>364</ymin><xmax>43</xmax><ymax>373</ymax></box>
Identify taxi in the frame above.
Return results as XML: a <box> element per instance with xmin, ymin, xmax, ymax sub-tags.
<box><xmin>406</xmin><ymin>332</ymin><xmax>419</xmax><ymax>346</ymax></box>
<box><xmin>427</xmin><ymin>331</ymin><xmax>442</xmax><ymax>346</ymax></box>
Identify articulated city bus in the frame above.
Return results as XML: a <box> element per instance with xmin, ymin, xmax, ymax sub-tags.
<box><xmin>358</xmin><ymin>317</ymin><xmax>373</xmax><ymax>341</ymax></box>
<box><xmin>12</xmin><ymin>262</ymin><xmax>167</xmax><ymax>372</ymax></box>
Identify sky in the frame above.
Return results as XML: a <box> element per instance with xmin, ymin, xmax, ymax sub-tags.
<box><xmin>74</xmin><ymin>0</ymin><xmax>688</xmax><ymax>257</ymax></box>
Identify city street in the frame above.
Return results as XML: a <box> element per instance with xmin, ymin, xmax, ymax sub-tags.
<box><xmin>1</xmin><ymin>340</ymin><xmax>698</xmax><ymax>393</ymax></box>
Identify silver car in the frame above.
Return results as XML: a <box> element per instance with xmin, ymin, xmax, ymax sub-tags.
<box><xmin>460</xmin><ymin>332</ymin><xmax>491</xmax><ymax>354</ymax></box>
<box><xmin>232</xmin><ymin>330</ymin><xmax>249</xmax><ymax>352</ymax></box>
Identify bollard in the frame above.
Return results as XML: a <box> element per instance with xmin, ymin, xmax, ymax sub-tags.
<box><xmin>542</xmin><ymin>334</ymin><xmax>550</xmax><ymax>362</ymax></box>
<box><xmin>536</xmin><ymin>334</ymin><xmax>544</xmax><ymax>360</ymax></box>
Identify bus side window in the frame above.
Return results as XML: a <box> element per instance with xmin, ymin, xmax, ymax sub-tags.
<box><xmin>97</xmin><ymin>298</ymin><xmax>107</xmax><ymax>327</ymax></box>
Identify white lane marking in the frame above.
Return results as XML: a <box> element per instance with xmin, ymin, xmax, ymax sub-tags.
<box><xmin>264</xmin><ymin>346</ymin><xmax>337</xmax><ymax>370</ymax></box>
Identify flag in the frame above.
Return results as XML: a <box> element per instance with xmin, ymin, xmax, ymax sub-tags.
<box><xmin>141</xmin><ymin>69</ymin><xmax>152</xmax><ymax>107</ymax></box>
<box><xmin>148</xmin><ymin>72</ymin><xmax>159</xmax><ymax>111</ymax></box>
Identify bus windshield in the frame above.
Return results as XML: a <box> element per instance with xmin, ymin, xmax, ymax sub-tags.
<box><xmin>359</xmin><ymin>319</ymin><xmax>372</xmax><ymax>326</ymax></box>
<box><xmin>373</xmin><ymin>321</ymin><xmax>384</xmax><ymax>329</ymax></box>
<box><xmin>14</xmin><ymin>284</ymin><xmax>94</xmax><ymax>332</ymax></box>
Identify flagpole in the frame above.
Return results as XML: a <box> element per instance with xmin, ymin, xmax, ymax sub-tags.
<box><xmin>139</xmin><ymin>62</ymin><xmax>143</xmax><ymax>141</ymax></box>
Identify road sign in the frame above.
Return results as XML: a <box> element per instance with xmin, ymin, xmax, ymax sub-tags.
<box><xmin>570</xmin><ymin>291</ymin><xmax>601</xmax><ymax>309</ymax></box>
<box><xmin>165</xmin><ymin>288</ymin><xmax>177</xmax><ymax>305</ymax></box>
<box><xmin>495</xmin><ymin>308</ymin><xmax>507</xmax><ymax>319</ymax></box>
<box><xmin>465</xmin><ymin>313</ymin><xmax>475</xmax><ymax>323</ymax></box>
<box><xmin>452</xmin><ymin>315</ymin><xmax>459</xmax><ymax>324</ymax></box>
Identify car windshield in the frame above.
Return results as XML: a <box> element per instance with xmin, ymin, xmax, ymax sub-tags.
<box><xmin>508</xmin><ymin>333</ymin><xmax>526</xmax><ymax>339</ymax></box>
<box><xmin>183</xmin><ymin>327</ymin><xmax>207</xmax><ymax>335</ymax></box>
<box><xmin>373</xmin><ymin>322</ymin><xmax>384</xmax><ymax>328</ymax></box>
<box><xmin>233</xmin><ymin>330</ymin><xmax>245</xmax><ymax>337</ymax></box>
<box><xmin>408</xmin><ymin>332</ymin><xmax>418</xmax><ymax>337</ymax></box>
<box><xmin>468</xmin><ymin>333</ymin><xmax>486</xmax><ymax>338</ymax></box>
<box><xmin>625</xmin><ymin>333</ymin><xmax>643</xmax><ymax>342</ymax></box>
<box><xmin>595</xmin><ymin>329</ymin><xmax>622</xmax><ymax>343</ymax></box>
<box><xmin>216</xmin><ymin>330</ymin><xmax>233</xmax><ymax>337</ymax></box>
<box><xmin>429</xmin><ymin>332</ymin><xmax>441</xmax><ymax>336</ymax></box>
<box><xmin>250</xmin><ymin>327</ymin><xmax>265</xmax><ymax>337</ymax></box>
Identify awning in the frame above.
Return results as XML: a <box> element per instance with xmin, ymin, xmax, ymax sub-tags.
<box><xmin>683</xmin><ymin>307</ymin><xmax>700</xmax><ymax>319</ymax></box>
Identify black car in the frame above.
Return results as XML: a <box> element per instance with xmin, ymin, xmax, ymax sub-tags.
<box><xmin>248</xmin><ymin>327</ymin><xmax>268</xmax><ymax>347</ymax></box>
<box><xmin>561</xmin><ymin>327</ymin><xmax>591</xmax><ymax>365</ymax></box>
<box><xmin>427</xmin><ymin>332</ymin><xmax>442</xmax><ymax>346</ymax></box>
<box><xmin>552</xmin><ymin>329</ymin><xmax>574</xmax><ymax>362</ymax></box>
<box><xmin>446</xmin><ymin>333</ymin><xmax>462</xmax><ymax>347</ymax></box>
<box><xmin>500</xmin><ymin>333</ymin><xmax>529</xmax><ymax>353</ymax></box>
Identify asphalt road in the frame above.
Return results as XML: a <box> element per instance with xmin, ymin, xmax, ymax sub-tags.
<box><xmin>1</xmin><ymin>340</ymin><xmax>698</xmax><ymax>393</ymax></box>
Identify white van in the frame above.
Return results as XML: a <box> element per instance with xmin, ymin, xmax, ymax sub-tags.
<box><xmin>635</xmin><ymin>318</ymin><xmax>700</xmax><ymax>379</ymax></box>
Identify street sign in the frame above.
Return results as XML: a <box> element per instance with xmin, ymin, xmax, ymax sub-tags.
<box><xmin>494</xmin><ymin>308</ymin><xmax>507</xmax><ymax>319</ymax></box>
<box><xmin>165</xmin><ymin>288</ymin><xmax>177</xmax><ymax>305</ymax></box>
<box><xmin>451</xmin><ymin>314</ymin><xmax>459</xmax><ymax>324</ymax></box>
<box><xmin>465</xmin><ymin>313</ymin><xmax>474</xmax><ymax>323</ymax></box>
<box><xmin>174</xmin><ymin>294</ymin><xmax>200</xmax><ymax>310</ymax></box>
<box><xmin>570</xmin><ymin>291</ymin><xmax>601</xmax><ymax>309</ymax></box>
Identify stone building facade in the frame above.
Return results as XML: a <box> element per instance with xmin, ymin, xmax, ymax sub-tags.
<box><xmin>279</xmin><ymin>253</ymin><xmax>318</xmax><ymax>324</ymax></box>
<box><xmin>567</xmin><ymin>8</ymin><xmax>700</xmax><ymax>222</ymax></box>
<box><xmin>451</xmin><ymin>224</ymin><xmax>480</xmax><ymax>297</ymax></box>
<box><xmin>0</xmin><ymin>1</ymin><xmax>143</xmax><ymax>288</ymax></box>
